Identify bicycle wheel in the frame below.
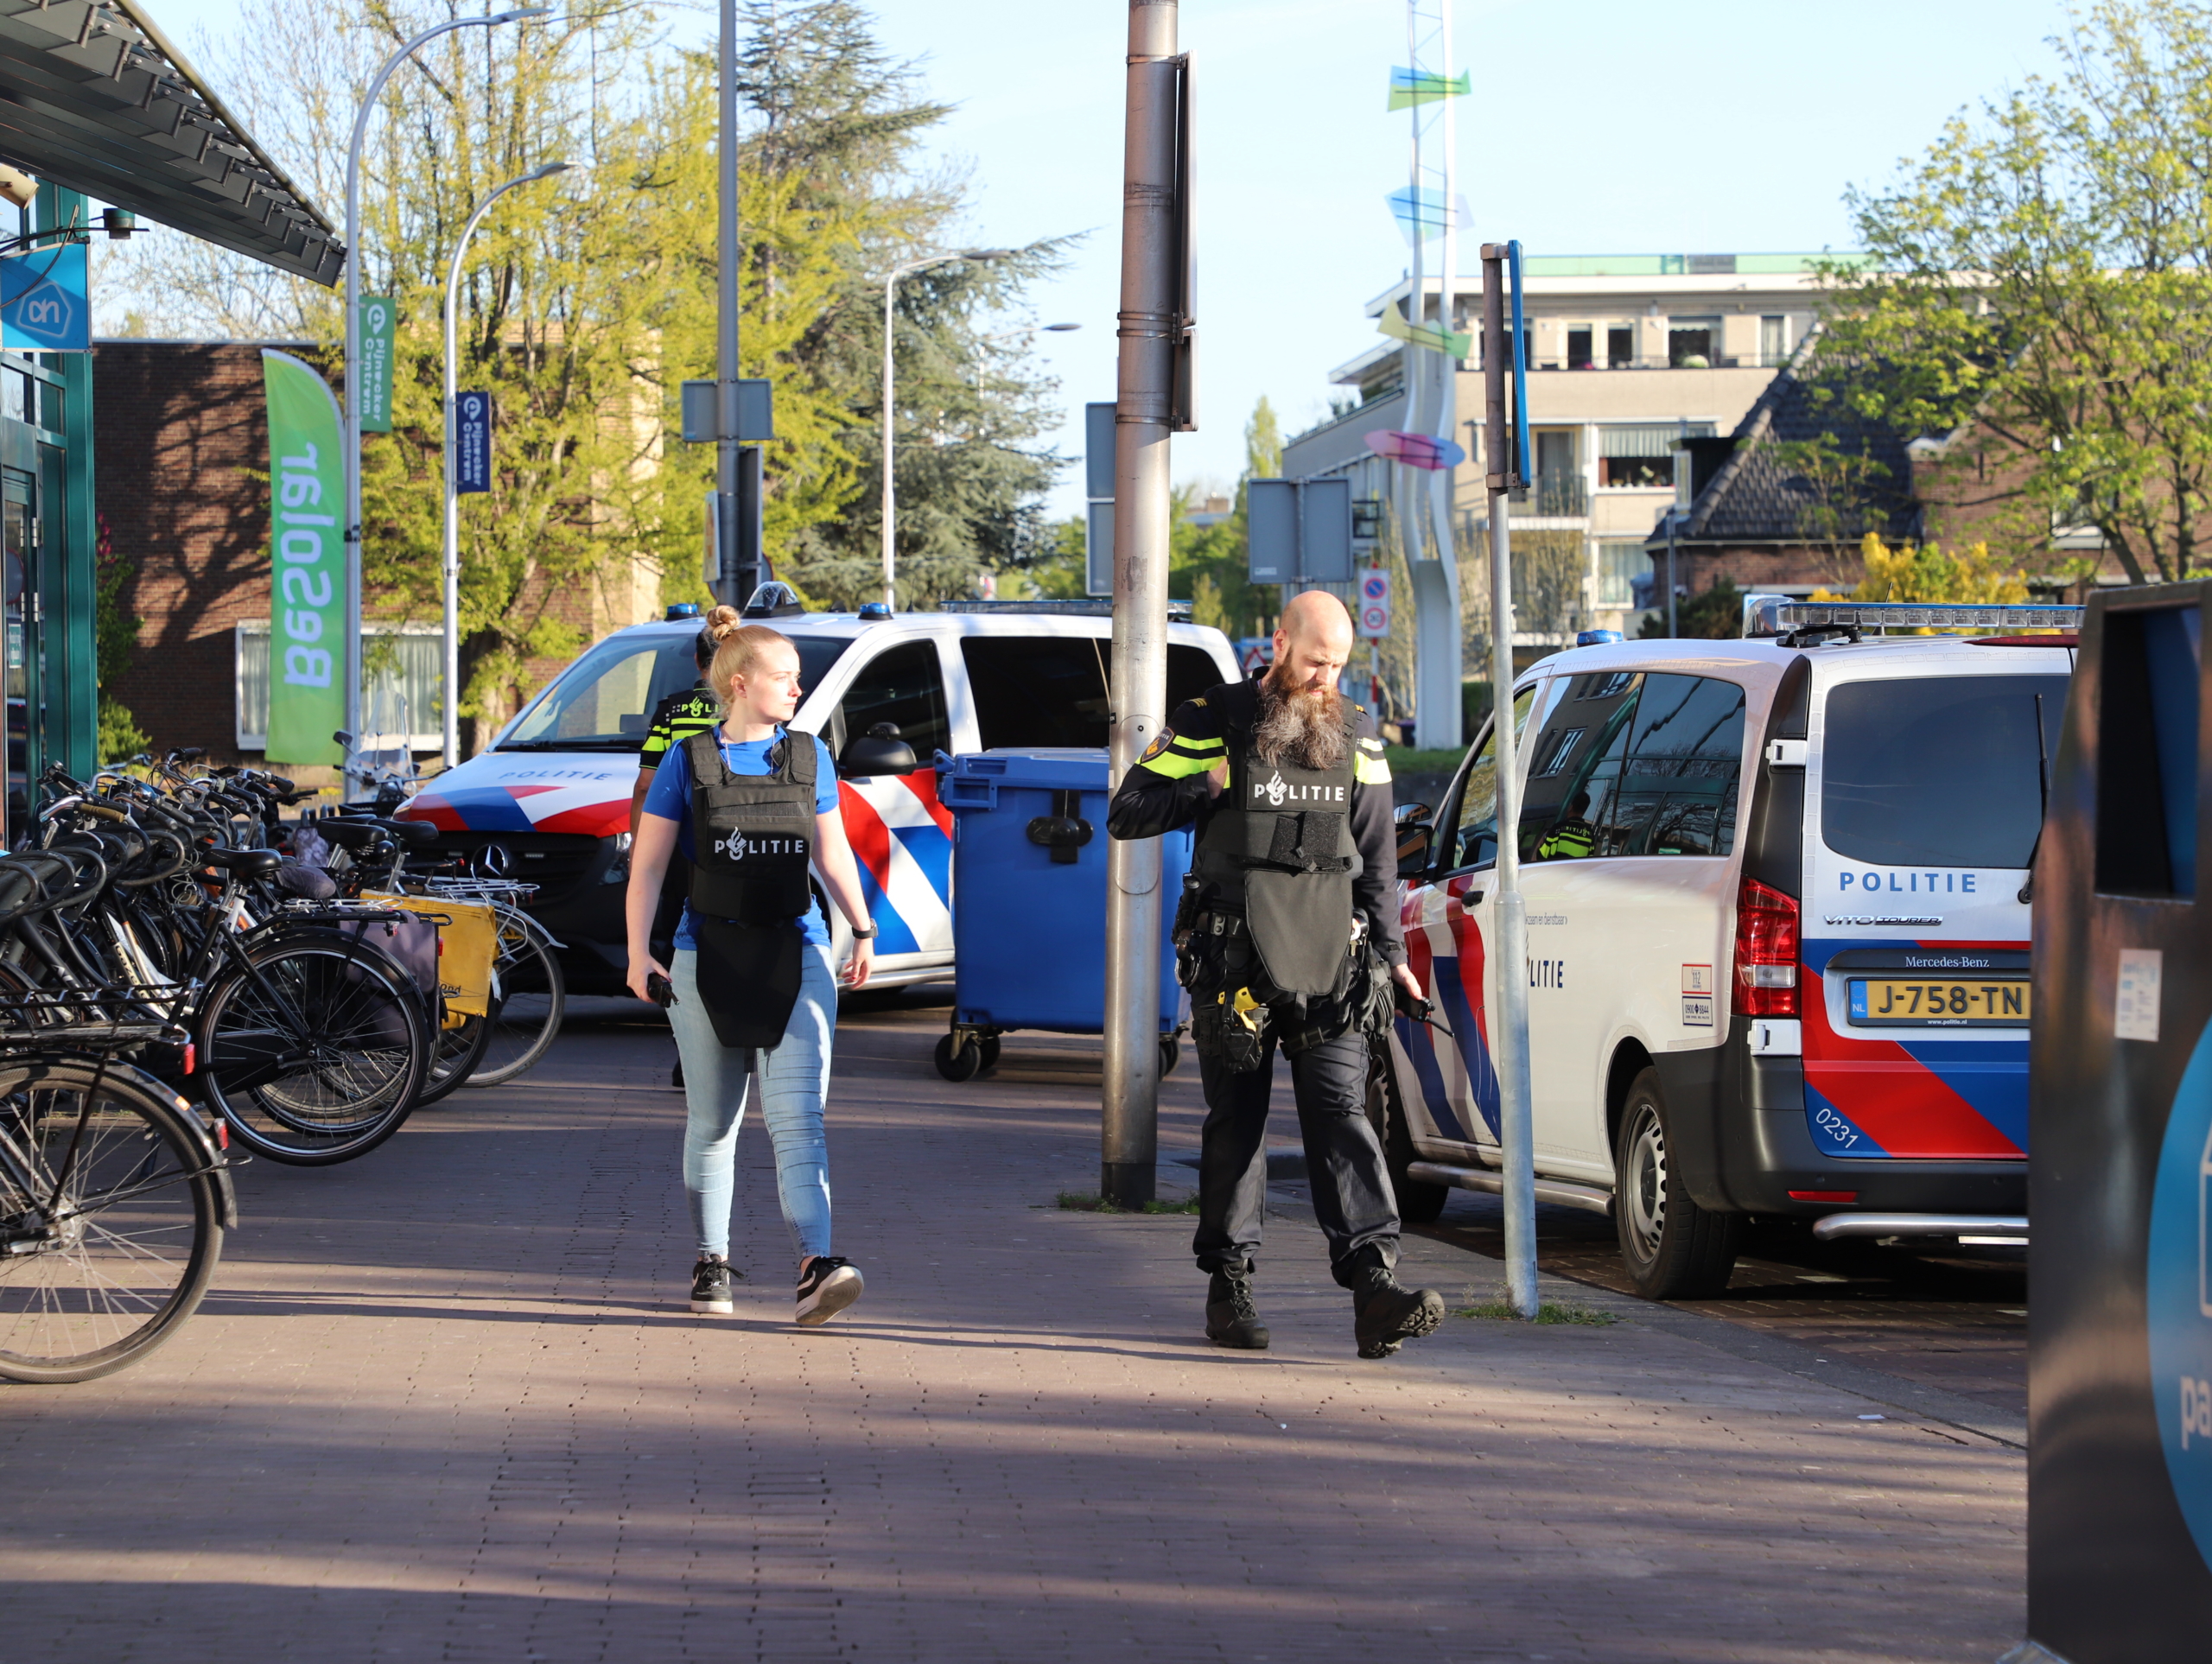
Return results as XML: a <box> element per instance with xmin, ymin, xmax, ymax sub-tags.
<box><xmin>196</xmin><ymin>934</ymin><xmax>429</xmax><ymax>1165</ymax></box>
<box><xmin>416</xmin><ymin>1007</ymin><xmax>495</xmax><ymax>1106</ymax></box>
<box><xmin>0</xmin><ymin>1057</ymin><xmax>225</xmax><ymax>1383</ymax></box>
<box><xmin>465</xmin><ymin>911</ymin><xmax>566</xmax><ymax>1088</ymax></box>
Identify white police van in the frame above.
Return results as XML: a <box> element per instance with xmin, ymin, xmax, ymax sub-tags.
<box><xmin>1383</xmin><ymin>598</ymin><xmax>2077</xmax><ymax>1297</ymax></box>
<box><xmin>398</xmin><ymin>594</ymin><xmax>1240</xmax><ymax>994</ymax></box>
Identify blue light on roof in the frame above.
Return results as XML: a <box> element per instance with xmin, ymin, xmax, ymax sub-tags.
<box><xmin>857</xmin><ymin>601</ymin><xmax>893</xmax><ymax>621</ymax></box>
<box><xmin>1577</xmin><ymin>628</ymin><xmax>1624</xmax><ymax>646</ymax></box>
<box><xmin>665</xmin><ymin>602</ymin><xmax>700</xmax><ymax>620</ymax></box>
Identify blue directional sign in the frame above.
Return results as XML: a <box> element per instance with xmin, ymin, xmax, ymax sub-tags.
<box><xmin>455</xmin><ymin>391</ymin><xmax>492</xmax><ymax>494</ymax></box>
<box><xmin>0</xmin><ymin>241</ymin><xmax>88</xmax><ymax>352</ymax></box>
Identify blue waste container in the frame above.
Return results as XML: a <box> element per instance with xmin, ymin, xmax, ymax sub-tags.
<box><xmin>935</xmin><ymin>747</ymin><xmax>1189</xmax><ymax>1081</ymax></box>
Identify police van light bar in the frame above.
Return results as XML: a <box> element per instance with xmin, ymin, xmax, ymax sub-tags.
<box><xmin>1741</xmin><ymin>594</ymin><xmax>2082</xmax><ymax>638</ymax></box>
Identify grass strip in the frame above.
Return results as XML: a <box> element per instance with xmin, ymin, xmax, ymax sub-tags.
<box><xmin>1453</xmin><ymin>1299</ymin><xmax>1618</xmax><ymax>1326</ymax></box>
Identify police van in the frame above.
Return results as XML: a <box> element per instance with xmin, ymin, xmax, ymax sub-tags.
<box><xmin>1383</xmin><ymin>598</ymin><xmax>2077</xmax><ymax>1297</ymax></box>
<box><xmin>397</xmin><ymin>595</ymin><xmax>1241</xmax><ymax>994</ymax></box>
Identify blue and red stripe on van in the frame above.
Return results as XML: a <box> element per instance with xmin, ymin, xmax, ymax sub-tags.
<box><xmin>1799</xmin><ymin>935</ymin><xmax>2029</xmax><ymax>1161</ymax></box>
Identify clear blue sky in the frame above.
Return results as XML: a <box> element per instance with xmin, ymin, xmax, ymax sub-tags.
<box><xmin>147</xmin><ymin>0</ymin><xmax>2071</xmax><ymax>519</ymax></box>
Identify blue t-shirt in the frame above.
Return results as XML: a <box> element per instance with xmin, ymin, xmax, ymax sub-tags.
<box><xmin>643</xmin><ymin>726</ymin><xmax>840</xmax><ymax>949</ymax></box>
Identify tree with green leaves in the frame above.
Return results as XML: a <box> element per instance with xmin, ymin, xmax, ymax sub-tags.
<box><xmin>1816</xmin><ymin>0</ymin><xmax>2212</xmax><ymax>585</ymax></box>
<box><xmin>101</xmin><ymin>0</ymin><xmax>1074</xmax><ymax>748</ymax></box>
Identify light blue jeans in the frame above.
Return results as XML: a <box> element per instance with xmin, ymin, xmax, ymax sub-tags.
<box><xmin>669</xmin><ymin>942</ymin><xmax>836</xmax><ymax>1262</ymax></box>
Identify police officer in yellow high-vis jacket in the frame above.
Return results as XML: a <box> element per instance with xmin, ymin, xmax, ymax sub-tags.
<box><xmin>1108</xmin><ymin>591</ymin><xmax>1444</xmax><ymax>1361</ymax></box>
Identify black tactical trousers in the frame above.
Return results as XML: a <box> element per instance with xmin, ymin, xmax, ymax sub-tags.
<box><xmin>1191</xmin><ymin>1025</ymin><xmax>1400</xmax><ymax>1288</ymax></box>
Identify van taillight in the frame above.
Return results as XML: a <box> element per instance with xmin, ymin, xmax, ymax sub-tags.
<box><xmin>1733</xmin><ymin>878</ymin><xmax>1799</xmax><ymax>1016</ymax></box>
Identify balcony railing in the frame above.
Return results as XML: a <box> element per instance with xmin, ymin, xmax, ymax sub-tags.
<box><xmin>1507</xmin><ymin>473</ymin><xmax>1589</xmax><ymax>518</ymax></box>
<box><xmin>1503</xmin><ymin>352</ymin><xmax>1793</xmax><ymax>372</ymax></box>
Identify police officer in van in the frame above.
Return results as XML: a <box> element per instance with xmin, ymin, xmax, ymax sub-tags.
<box><xmin>1108</xmin><ymin>590</ymin><xmax>1445</xmax><ymax>1360</ymax></box>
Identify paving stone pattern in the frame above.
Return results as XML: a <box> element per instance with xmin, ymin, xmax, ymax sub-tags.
<box><xmin>0</xmin><ymin>996</ymin><xmax>2024</xmax><ymax>1661</ymax></box>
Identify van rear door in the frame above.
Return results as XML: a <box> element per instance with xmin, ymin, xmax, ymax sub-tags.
<box><xmin>1800</xmin><ymin>664</ymin><xmax>2067</xmax><ymax>1161</ymax></box>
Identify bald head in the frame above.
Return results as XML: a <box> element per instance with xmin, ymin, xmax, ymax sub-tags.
<box><xmin>1270</xmin><ymin>590</ymin><xmax>1355</xmax><ymax>696</ymax></box>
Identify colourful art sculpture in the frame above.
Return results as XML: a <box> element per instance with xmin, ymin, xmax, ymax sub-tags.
<box><xmin>1364</xmin><ymin>430</ymin><xmax>1466</xmax><ymax>472</ymax></box>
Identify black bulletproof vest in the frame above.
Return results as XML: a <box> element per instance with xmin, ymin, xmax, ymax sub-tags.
<box><xmin>685</xmin><ymin>727</ymin><xmax>817</xmax><ymax>925</ymax></box>
<box><xmin>1195</xmin><ymin>682</ymin><xmax>1359</xmax><ymax>996</ymax></box>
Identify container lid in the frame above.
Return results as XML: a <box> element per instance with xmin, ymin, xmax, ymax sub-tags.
<box><xmin>940</xmin><ymin>746</ymin><xmax>1112</xmax><ymax>795</ymax></box>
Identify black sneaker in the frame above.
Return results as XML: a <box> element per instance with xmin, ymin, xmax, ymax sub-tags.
<box><xmin>795</xmin><ymin>1256</ymin><xmax>863</xmax><ymax>1326</ymax></box>
<box><xmin>1352</xmin><ymin>1269</ymin><xmax>1444</xmax><ymax>1359</ymax></box>
<box><xmin>1205</xmin><ymin>1271</ymin><xmax>1269</xmax><ymax>1350</ymax></box>
<box><xmin>690</xmin><ymin>1254</ymin><xmax>735</xmax><ymax>1315</ymax></box>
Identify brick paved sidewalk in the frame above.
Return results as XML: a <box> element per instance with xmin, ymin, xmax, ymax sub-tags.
<box><xmin>0</xmin><ymin>996</ymin><xmax>2024</xmax><ymax>1662</ymax></box>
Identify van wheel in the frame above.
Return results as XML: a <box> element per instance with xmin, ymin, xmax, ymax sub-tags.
<box><xmin>1370</xmin><ymin>1053</ymin><xmax>1448</xmax><ymax>1225</ymax></box>
<box><xmin>1613</xmin><ymin>1067</ymin><xmax>1740</xmax><ymax>1299</ymax></box>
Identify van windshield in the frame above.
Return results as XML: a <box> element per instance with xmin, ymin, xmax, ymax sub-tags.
<box><xmin>1821</xmin><ymin>674</ymin><xmax>2069</xmax><ymax>868</ymax></box>
<box><xmin>498</xmin><ymin>632</ymin><xmax>854</xmax><ymax>751</ymax></box>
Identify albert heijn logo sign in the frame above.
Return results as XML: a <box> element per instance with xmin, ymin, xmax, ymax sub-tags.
<box><xmin>0</xmin><ymin>240</ymin><xmax>87</xmax><ymax>352</ymax></box>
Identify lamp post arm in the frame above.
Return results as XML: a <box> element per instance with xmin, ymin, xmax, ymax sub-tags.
<box><xmin>440</xmin><ymin>163</ymin><xmax>561</xmax><ymax>769</ymax></box>
<box><xmin>344</xmin><ymin>8</ymin><xmax>535</xmax><ymax>770</ymax></box>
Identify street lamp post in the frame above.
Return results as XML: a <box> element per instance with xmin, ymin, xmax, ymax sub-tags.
<box><xmin>441</xmin><ymin>161</ymin><xmax>569</xmax><ymax>771</ymax></box>
<box><xmin>879</xmin><ymin>247</ymin><xmax>1014</xmax><ymax>611</ymax></box>
<box><xmin>342</xmin><ymin>5</ymin><xmax>546</xmax><ymax>767</ymax></box>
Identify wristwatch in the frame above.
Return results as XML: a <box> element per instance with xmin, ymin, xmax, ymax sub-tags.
<box><xmin>849</xmin><ymin>924</ymin><xmax>878</xmax><ymax>939</ymax></box>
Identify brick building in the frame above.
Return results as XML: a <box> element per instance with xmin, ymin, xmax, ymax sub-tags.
<box><xmin>92</xmin><ymin>338</ymin><xmax>663</xmax><ymax>770</ymax></box>
<box><xmin>93</xmin><ymin>339</ymin><xmax>282</xmax><ymax>763</ymax></box>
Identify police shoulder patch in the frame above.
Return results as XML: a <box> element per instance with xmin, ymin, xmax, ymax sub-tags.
<box><xmin>1138</xmin><ymin>730</ymin><xmax>1175</xmax><ymax>764</ymax></box>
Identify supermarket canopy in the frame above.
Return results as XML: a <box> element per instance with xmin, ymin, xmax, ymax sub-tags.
<box><xmin>0</xmin><ymin>0</ymin><xmax>342</xmax><ymax>286</ymax></box>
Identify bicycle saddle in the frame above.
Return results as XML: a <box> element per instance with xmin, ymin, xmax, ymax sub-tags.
<box><xmin>313</xmin><ymin>820</ymin><xmax>391</xmax><ymax>852</ymax></box>
<box><xmin>202</xmin><ymin>847</ymin><xmax>283</xmax><ymax>880</ymax></box>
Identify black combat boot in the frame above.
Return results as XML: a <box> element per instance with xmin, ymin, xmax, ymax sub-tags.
<box><xmin>1350</xmin><ymin>1259</ymin><xmax>1444</xmax><ymax>1359</ymax></box>
<box><xmin>1205</xmin><ymin>1267</ymin><xmax>1269</xmax><ymax>1350</ymax></box>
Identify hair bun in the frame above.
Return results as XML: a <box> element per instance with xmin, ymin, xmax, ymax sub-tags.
<box><xmin>704</xmin><ymin>603</ymin><xmax>743</xmax><ymax>641</ymax></box>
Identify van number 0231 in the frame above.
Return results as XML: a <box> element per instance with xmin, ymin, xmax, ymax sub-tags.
<box><xmin>1813</xmin><ymin>1104</ymin><xmax>1861</xmax><ymax>1149</ymax></box>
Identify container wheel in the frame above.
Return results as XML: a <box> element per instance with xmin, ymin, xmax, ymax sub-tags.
<box><xmin>1158</xmin><ymin>1036</ymin><xmax>1180</xmax><ymax>1077</ymax></box>
<box><xmin>934</xmin><ymin>1032</ymin><xmax>983</xmax><ymax>1083</ymax></box>
<box><xmin>979</xmin><ymin>1035</ymin><xmax>1002</xmax><ymax>1070</ymax></box>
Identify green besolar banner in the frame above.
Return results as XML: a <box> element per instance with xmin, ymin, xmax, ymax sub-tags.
<box><xmin>263</xmin><ymin>349</ymin><xmax>346</xmax><ymax>765</ymax></box>
<box><xmin>357</xmin><ymin>294</ymin><xmax>394</xmax><ymax>434</ymax></box>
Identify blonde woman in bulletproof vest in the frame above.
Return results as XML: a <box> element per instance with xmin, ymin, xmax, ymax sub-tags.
<box><xmin>625</xmin><ymin>607</ymin><xmax>878</xmax><ymax>1325</ymax></box>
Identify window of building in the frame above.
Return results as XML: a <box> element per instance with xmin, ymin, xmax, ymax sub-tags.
<box><xmin>236</xmin><ymin>623</ymin><xmax>448</xmax><ymax>752</ymax></box>
<box><xmin>1760</xmin><ymin>314</ymin><xmax>1788</xmax><ymax>365</ymax></box>
<box><xmin>1607</xmin><ymin>326</ymin><xmax>1634</xmax><ymax>368</ymax></box>
<box><xmin>1597</xmin><ymin>542</ymin><xmax>1647</xmax><ymax>607</ymax></box>
<box><xmin>1596</xmin><ymin>422</ymin><xmax>1713</xmax><ymax>489</ymax></box>
<box><xmin>1567</xmin><ymin>327</ymin><xmax>1593</xmax><ymax>370</ymax></box>
<box><xmin>1668</xmin><ymin>317</ymin><xmax>1720</xmax><ymax>367</ymax></box>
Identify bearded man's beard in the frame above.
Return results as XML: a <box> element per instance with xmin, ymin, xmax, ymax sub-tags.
<box><xmin>1254</xmin><ymin>671</ymin><xmax>1348</xmax><ymax>771</ymax></box>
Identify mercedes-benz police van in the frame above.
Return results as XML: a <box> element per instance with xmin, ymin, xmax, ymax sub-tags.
<box><xmin>1383</xmin><ymin>598</ymin><xmax>2077</xmax><ymax>1297</ymax></box>
<box><xmin>397</xmin><ymin>597</ymin><xmax>1240</xmax><ymax>994</ymax></box>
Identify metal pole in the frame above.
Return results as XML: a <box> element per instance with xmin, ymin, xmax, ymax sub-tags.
<box><xmin>442</xmin><ymin>162</ymin><xmax>565</xmax><ymax>771</ymax></box>
<box><xmin>715</xmin><ymin>0</ymin><xmax>742</xmax><ymax>606</ymax></box>
<box><xmin>880</xmin><ymin>267</ymin><xmax>899</xmax><ymax>611</ymax></box>
<box><xmin>1101</xmin><ymin>0</ymin><xmax>1179</xmax><ymax>1210</ymax></box>
<box><xmin>1481</xmin><ymin>242</ymin><xmax>1540</xmax><ymax>1321</ymax></box>
<box><xmin>343</xmin><ymin>8</ymin><xmax>540</xmax><ymax>777</ymax></box>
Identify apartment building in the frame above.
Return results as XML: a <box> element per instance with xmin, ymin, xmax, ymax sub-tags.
<box><xmin>1282</xmin><ymin>251</ymin><xmax>1842</xmax><ymax>638</ymax></box>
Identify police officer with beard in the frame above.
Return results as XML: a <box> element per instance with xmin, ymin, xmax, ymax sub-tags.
<box><xmin>1108</xmin><ymin>591</ymin><xmax>1445</xmax><ymax>1359</ymax></box>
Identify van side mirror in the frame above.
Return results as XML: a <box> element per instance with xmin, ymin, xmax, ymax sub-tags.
<box><xmin>1395</xmin><ymin>801</ymin><xmax>1434</xmax><ymax>878</ymax></box>
<box><xmin>840</xmin><ymin>721</ymin><xmax>918</xmax><ymax>778</ymax></box>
